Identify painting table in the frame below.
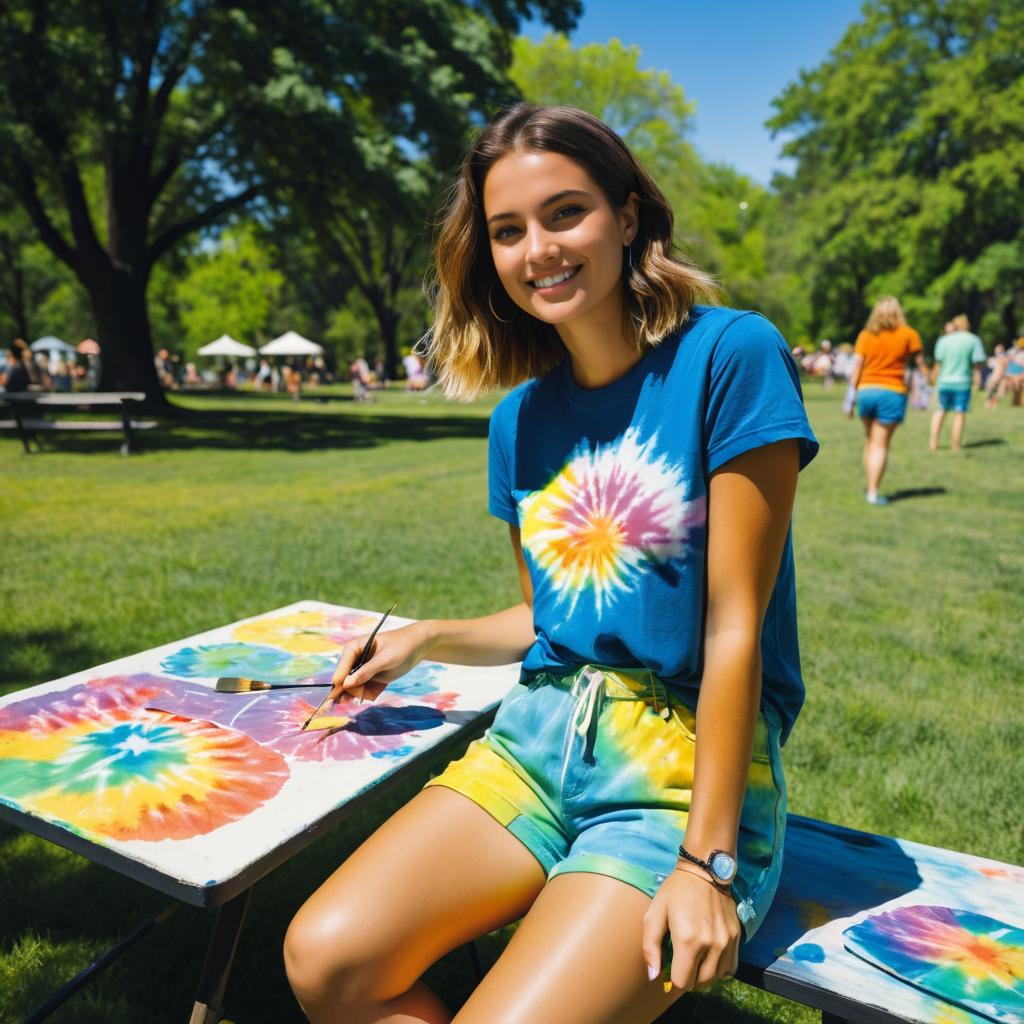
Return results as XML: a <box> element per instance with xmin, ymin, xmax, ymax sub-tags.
<box><xmin>0</xmin><ymin>600</ymin><xmax>520</xmax><ymax>1022</ymax></box>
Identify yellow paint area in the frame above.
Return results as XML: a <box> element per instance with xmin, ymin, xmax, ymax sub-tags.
<box><xmin>304</xmin><ymin>715</ymin><xmax>351</xmax><ymax>731</ymax></box>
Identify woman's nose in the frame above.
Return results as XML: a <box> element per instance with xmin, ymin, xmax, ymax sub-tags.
<box><xmin>525</xmin><ymin>224</ymin><xmax>559</xmax><ymax>263</ymax></box>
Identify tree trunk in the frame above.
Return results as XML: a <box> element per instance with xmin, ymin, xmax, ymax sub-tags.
<box><xmin>89</xmin><ymin>262</ymin><xmax>166</xmax><ymax>403</ymax></box>
<box><xmin>374</xmin><ymin>303</ymin><xmax>401</xmax><ymax>382</ymax></box>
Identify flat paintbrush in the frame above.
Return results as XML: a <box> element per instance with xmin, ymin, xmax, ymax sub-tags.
<box><xmin>300</xmin><ymin>602</ymin><xmax>396</xmax><ymax>731</ymax></box>
<box><xmin>215</xmin><ymin>677</ymin><xmax>321</xmax><ymax>693</ymax></box>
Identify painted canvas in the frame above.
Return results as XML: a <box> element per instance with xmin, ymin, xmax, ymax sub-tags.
<box><xmin>0</xmin><ymin>601</ymin><xmax>520</xmax><ymax>897</ymax></box>
<box><xmin>843</xmin><ymin>906</ymin><xmax>1024</xmax><ymax>1023</ymax></box>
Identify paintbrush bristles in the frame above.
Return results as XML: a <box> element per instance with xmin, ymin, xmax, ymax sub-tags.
<box><xmin>215</xmin><ymin>677</ymin><xmax>274</xmax><ymax>693</ymax></box>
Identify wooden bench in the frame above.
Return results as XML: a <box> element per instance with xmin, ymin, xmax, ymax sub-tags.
<box><xmin>0</xmin><ymin>391</ymin><xmax>156</xmax><ymax>454</ymax></box>
<box><xmin>730</xmin><ymin>813</ymin><xmax>1024</xmax><ymax>1022</ymax></box>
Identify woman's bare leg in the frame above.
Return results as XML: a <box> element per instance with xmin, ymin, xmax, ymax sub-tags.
<box><xmin>863</xmin><ymin>418</ymin><xmax>898</xmax><ymax>499</ymax></box>
<box><xmin>929</xmin><ymin>409</ymin><xmax>945</xmax><ymax>450</ymax></box>
<box><xmin>285</xmin><ymin>786</ymin><xmax>547</xmax><ymax>1024</ymax></box>
<box><xmin>453</xmin><ymin>873</ymin><xmax>686</xmax><ymax>1024</ymax></box>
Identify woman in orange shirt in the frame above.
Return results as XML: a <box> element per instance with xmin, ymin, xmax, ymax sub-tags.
<box><xmin>846</xmin><ymin>296</ymin><xmax>927</xmax><ymax>505</ymax></box>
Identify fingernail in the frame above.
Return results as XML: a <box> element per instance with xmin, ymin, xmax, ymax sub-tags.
<box><xmin>647</xmin><ymin>963</ymin><xmax>658</xmax><ymax>982</ymax></box>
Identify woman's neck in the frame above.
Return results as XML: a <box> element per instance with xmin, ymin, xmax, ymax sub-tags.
<box><xmin>556</xmin><ymin>289</ymin><xmax>640</xmax><ymax>390</ymax></box>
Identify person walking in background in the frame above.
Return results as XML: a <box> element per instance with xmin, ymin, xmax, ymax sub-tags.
<box><xmin>929</xmin><ymin>314</ymin><xmax>986</xmax><ymax>451</ymax></box>
<box><xmin>847</xmin><ymin>296</ymin><xmax>926</xmax><ymax>505</ymax></box>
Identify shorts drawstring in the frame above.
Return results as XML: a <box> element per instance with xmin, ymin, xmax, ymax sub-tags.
<box><xmin>571</xmin><ymin>666</ymin><xmax>605</xmax><ymax>759</ymax></box>
<box><xmin>570</xmin><ymin>666</ymin><xmax>674</xmax><ymax>761</ymax></box>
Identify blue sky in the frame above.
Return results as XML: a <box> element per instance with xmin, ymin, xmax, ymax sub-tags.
<box><xmin>524</xmin><ymin>0</ymin><xmax>865</xmax><ymax>185</ymax></box>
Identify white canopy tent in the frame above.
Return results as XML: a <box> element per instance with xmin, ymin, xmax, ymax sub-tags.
<box><xmin>31</xmin><ymin>336</ymin><xmax>76</xmax><ymax>355</ymax></box>
<box><xmin>197</xmin><ymin>335</ymin><xmax>257</xmax><ymax>357</ymax></box>
<box><xmin>259</xmin><ymin>331</ymin><xmax>323</xmax><ymax>357</ymax></box>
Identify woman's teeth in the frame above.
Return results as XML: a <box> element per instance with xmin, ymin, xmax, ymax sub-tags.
<box><xmin>531</xmin><ymin>267</ymin><xmax>579</xmax><ymax>288</ymax></box>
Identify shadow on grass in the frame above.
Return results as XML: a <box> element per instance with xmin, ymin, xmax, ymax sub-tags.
<box><xmin>962</xmin><ymin>438</ymin><xmax>1006</xmax><ymax>448</ymax></box>
<box><xmin>0</xmin><ymin>625</ymin><xmax>104</xmax><ymax>693</ymax></box>
<box><xmin>887</xmin><ymin>486</ymin><xmax>947</xmax><ymax>502</ymax></box>
<box><xmin>5</xmin><ymin>404</ymin><xmax>489</xmax><ymax>455</ymax></box>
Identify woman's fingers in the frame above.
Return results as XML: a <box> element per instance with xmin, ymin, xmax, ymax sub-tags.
<box><xmin>327</xmin><ymin>638</ymin><xmax>368</xmax><ymax>700</ymax></box>
<box><xmin>640</xmin><ymin>902</ymin><xmax>668</xmax><ymax>981</ymax></box>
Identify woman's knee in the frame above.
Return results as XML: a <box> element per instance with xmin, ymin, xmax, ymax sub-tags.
<box><xmin>284</xmin><ymin>899</ymin><xmax>403</xmax><ymax>1006</ymax></box>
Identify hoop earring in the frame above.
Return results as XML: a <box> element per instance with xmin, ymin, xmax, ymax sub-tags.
<box><xmin>488</xmin><ymin>281</ymin><xmax>514</xmax><ymax>324</ymax></box>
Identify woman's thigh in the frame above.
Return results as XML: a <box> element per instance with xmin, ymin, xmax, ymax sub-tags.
<box><xmin>453</xmin><ymin>872</ymin><xmax>684</xmax><ymax>1024</ymax></box>
<box><xmin>285</xmin><ymin>785</ymin><xmax>547</xmax><ymax>1002</ymax></box>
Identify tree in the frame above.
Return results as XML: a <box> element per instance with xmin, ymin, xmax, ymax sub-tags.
<box><xmin>176</xmin><ymin>224</ymin><xmax>284</xmax><ymax>357</ymax></box>
<box><xmin>0</xmin><ymin>194</ymin><xmax>66</xmax><ymax>342</ymax></box>
<box><xmin>0</xmin><ymin>0</ymin><xmax>579</xmax><ymax>399</ymax></box>
<box><xmin>768</xmin><ymin>0</ymin><xmax>1024</xmax><ymax>346</ymax></box>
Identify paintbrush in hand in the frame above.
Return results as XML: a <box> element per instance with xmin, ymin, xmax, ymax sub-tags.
<box><xmin>300</xmin><ymin>603</ymin><xmax>396</xmax><ymax>731</ymax></box>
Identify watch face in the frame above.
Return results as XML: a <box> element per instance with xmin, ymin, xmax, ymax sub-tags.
<box><xmin>710</xmin><ymin>852</ymin><xmax>737</xmax><ymax>883</ymax></box>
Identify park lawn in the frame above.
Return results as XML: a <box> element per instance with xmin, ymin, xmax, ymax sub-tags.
<box><xmin>1</xmin><ymin>383</ymin><xmax>1022</xmax><ymax>1023</ymax></box>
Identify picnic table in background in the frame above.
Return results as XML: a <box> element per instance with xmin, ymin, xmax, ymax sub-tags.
<box><xmin>0</xmin><ymin>390</ymin><xmax>155</xmax><ymax>454</ymax></box>
<box><xmin>0</xmin><ymin>600</ymin><xmax>519</xmax><ymax>1023</ymax></box>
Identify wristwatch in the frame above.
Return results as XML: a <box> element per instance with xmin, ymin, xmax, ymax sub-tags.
<box><xmin>677</xmin><ymin>845</ymin><xmax>737</xmax><ymax>890</ymax></box>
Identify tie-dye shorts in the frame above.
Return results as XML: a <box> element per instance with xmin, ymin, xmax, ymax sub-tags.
<box><xmin>424</xmin><ymin>665</ymin><xmax>787</xmax><ymax>940</ymax></box>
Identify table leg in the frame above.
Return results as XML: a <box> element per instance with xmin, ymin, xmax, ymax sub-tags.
<box><xmin>13</xmin><ymin>402</ymin><xmax>33</xmax><ymax>454</ymax></box>
<box><xmin>189</xmin><ymin>888</ymin><xmax>252</xmax><ymax>1024</ymax></box>
<box><xmin>120</xmin><ymin>403</ymin><xmax>135</xmax><ymax>456</ymax></box>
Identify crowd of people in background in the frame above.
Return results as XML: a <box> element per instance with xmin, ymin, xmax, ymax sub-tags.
<box><xmin>0</xmin><ymin>337</ymin><xmax>100</xmax><ymax>392</ymax></box>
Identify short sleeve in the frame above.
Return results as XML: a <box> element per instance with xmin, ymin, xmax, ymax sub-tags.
<box><xmin>907</xmin><ymin>328</ymin><xmax>923</xmax><ymax>354</ymax></box>
<box><xmin>934</xmin><ymin>336</ymin><xmax>947</xmax><ymax>363</ymax></box>
<box><xmin>487</xmin><ymin>399</ymin><xmax>518</xmax><ymax>525</ymax></box>
<box><xmin>972</xmin><ymin>337</ymin><xmax>986</xmax><ymax>363</ymax></box>
<box><xmin>704</xmin><ymin>313</ymin><xmax>819</xmax><ymax>475</ymax></box>
<box><xmin>854</xmin><ymin>330</ymin><xmax>870</xmax><ymax>356</ymax></box>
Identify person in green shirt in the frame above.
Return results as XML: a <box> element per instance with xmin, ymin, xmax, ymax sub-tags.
<box><xmin>929</xmin><ymin>314</ymin><xmax>986</xmax><ymax>452</ymax></box>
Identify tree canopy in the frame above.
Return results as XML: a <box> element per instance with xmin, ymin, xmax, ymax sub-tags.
<box><xmin>0</xmin><ymin>0</ymin><xmax>579</xmax><ymax>394</ymax></box>
<box><xmin>769</xmin><ymin>0</ymin><xmax>1024</xmax><ymax>347</ymax></box>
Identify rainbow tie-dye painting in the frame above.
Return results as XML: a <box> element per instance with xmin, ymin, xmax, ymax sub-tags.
<box><xmin>843</xmin><ymin>906</ymin><xmax>1024</xmax><ymax>1023</ymax></box>
<box><xmin>0</xmin><ymin>602</ymin><xmax>520</xmax><ymax>904</ymax></box>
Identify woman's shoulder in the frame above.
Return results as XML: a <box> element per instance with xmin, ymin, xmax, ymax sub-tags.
<box><xmin>680</xmin><ymin>305</ymin><xmax>790</xmax><ymax>363</ymax></box>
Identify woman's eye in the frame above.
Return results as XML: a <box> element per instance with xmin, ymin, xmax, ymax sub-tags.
<box><xmin>554</xmin><ymin>204</ymin><xmax>585</xmax><ymax>221</ymax></box>
<box><xmin>493</xmin><ymin>225</ymin><xmax>519</xmax><ymax>241</ymax></box>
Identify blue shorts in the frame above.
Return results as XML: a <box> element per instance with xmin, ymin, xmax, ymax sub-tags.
<box><xmin>857</xmin><ymin>387</ymin><xmax>908</xmax><ymax>424</ymax></box>
<box><xmin>425</xmin><ymin>665</ymin><xmax>787</xmax><ymax>942</ymax></box>
<box><xmin>938</xmin><ymin>388</ymin><xmax>971</xmax><ymax>413</ymax></box>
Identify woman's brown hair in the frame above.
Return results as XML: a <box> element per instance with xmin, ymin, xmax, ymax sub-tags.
<box><xmin>425</xmin><ymin>103</ymin><xmax>718</xmax><ymax>401</ymax></box>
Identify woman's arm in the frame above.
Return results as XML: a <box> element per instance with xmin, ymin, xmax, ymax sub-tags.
<box><xmin>683</xmin><ymin>438</ymin><xmax>799</xmax><ymax>861</ymax></box>
<box><xmin>332</xmin><ymin>525</ymin><xmax>535</xmax><ymax>698</ymax></box>
<box><xmin>642</xmin><ymin>438</ymin><xmax>800</xmax><ymax>991</ymax></box>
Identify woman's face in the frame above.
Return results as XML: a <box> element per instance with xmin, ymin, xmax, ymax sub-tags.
<box><xmin>483</xmin><ymin>149</ymin><xmax>637</xmax><ymax>329</ymax></box>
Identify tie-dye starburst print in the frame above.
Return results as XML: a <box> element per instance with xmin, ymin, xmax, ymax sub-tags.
<box><xmin>0</xmin><ymin>677</ymin><xmax>288</xmax><ymax>842</ymax></box>
<box><xmin>843</xmin><ymin>906</ymin><xmax>1024</xmax><ymax>1022</ymax></box>
<box><xmin>518</xmin><ymin>428</ymin><xmax>704</xmax><ymax>615</ymax></box>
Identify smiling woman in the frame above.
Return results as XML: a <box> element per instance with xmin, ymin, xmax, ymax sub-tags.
<box><xmin>426</xmin><ymin>104</ymin><xmax>717</xmax><ymax>400</ymax></box>
<box><xmin>283</xmin><ymin>103</ymin><xmax>819</xmax><ymax>1024</ymax></box>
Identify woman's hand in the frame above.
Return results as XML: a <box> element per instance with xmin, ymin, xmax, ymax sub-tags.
<box><xmin>326</xmin><ymin>622</ymin><xmax>432</xmax><ymax>704</ymax></box>
<box><xmin>641</xmin><ymin>867</ymin><xmax>741</xmax><ymax>992</ymax></box>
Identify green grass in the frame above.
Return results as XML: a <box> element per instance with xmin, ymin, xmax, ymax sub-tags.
<box><xmin>1</xmin><ymin>383</ymin><xmax>1022</xmax><ymax>1023</ymax></box>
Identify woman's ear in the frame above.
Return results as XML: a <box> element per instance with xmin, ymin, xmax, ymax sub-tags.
<box><xmin>621</xmin><ymin>192</ymin><xmax>640</xmax><ymax>246</ymax></box>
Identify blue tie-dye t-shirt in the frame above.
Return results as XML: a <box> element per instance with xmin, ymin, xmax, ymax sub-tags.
<box><xmin>487</xmin><ymin>306</ymin><xmax>819</xmax><ymax>743</ymax></box>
